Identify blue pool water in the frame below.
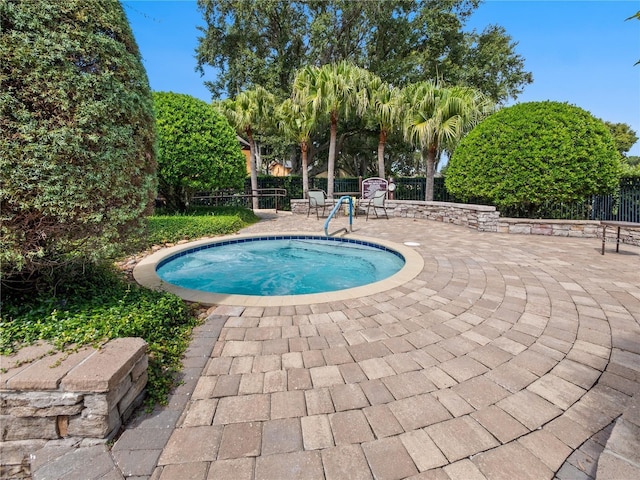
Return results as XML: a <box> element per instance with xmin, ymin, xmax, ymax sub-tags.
<box><xmin>156</xmin><ymin>236</ymin><xmax>405</xmax><ymax>296</ymax></box>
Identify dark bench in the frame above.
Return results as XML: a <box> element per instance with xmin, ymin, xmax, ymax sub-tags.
<box><xmin>601</xmin><ymin>221</ymin><xmax>640</xmax><ymax>254</ymax></box>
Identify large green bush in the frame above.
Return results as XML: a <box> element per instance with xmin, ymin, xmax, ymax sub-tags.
<box><xmin>445</xmin><ymin>101</ymin><xmax>622</xmax><ymax>214</ymax></box>
<box><xmin>154</xmin><ymin>92</ymin><xmax>246</xmax><ymax>211</ymax></box>
<box><xmin>0</xmin><ymin>0</ymin><xmax>156</xmax><ymax>287</ymax></box>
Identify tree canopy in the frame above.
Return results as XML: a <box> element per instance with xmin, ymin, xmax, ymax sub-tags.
<box><xmin>603</xmin><ymin>121</ymin><xmax>638</xmax><ymax>157</ymax></box>
<box><xmin>445</xmin><ymin>101</ymin><xmax>622</xmax><ymax>214</ymax></box>
<box><xmin>402</xmin><ymin>80</ymin><xmax>493</xmax><ymax>200</ymax></box>
<box><xmin>154</xmin><ymin>92</ymin><xmax>246</xmax><ymax>211</ymax></box>
<box><xmin>196</xmin><ymin>0</ymin><xmax>532</xmax><ymax>104</ymax></box>
<box><xmin>1</xmin><ymin>0</ymin><xmax>156</xmax><ymax>287</ymax></box>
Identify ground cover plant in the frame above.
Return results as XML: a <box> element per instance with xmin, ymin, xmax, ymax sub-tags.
<box><xmin>1</xmin><ymin>207</ymin><xmax>259</xmax><ymax>408</ymax></box>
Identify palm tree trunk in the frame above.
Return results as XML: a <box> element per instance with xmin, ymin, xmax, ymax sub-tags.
<box><xmin>247</xmin><ymin>129</ymin><xmax>259</xmax><ymax>210</ymax></box>
<box><xmin>377</xmin><ymin>129</ymin><xmax>387</xmax><ymax>178</ymax></box>
<box><xmin>301</xmin><ymin>142</ymin><xmax>309</xmax><ymax>199</ymax></box>
<box><xmin>425</xmin><ymin>146</ymin><xmax>437</xmax><ymax>202</ymax></box>
<box><xmin>327</xmin><ymin>112</ymin><xmax>338</xmax><ymax>198</ymax></box>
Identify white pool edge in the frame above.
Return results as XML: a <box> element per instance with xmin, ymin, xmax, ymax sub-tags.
<box><xmin>133</xmin><ymin>232</ymin><xmax>424</xmax><ymax>306</ymax></box>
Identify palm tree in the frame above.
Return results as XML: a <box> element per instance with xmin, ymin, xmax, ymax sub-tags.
<box><xmin>277</xmin><ymin>98</ymin><xmax>318</xmax><ymax>199</ymax></box>
<box><xmin>293</xmin><ymin>61</ymin><xmax>369</xmax><ymax>198</ymax></box>
<box><xmin>216</xmin><ymin>86</ymin><xmax>274</xmax><ymax>209</ymax></box>
<box><xmin>402</xmin><ymin>80</ymin><xmax>493</xmax><ymax>201</ymax></box>
<box><xmin>366</xmin><ymin>75</ymin><xmax>402</xmax><ymax>178</ymax></box>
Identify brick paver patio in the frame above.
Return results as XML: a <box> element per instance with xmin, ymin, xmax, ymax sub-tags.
<box><xmin>146</xmin><ymin>213</ymin><xmax>639</xmax><ymax>480</ymax></box>
<box><xmin>33</xmin><ymin>212</ymin><xmax>640</xmax><ymax>479</ymax></box>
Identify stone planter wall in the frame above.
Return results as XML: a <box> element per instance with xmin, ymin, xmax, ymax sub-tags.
<box><xmin>0</xmin><ymin>338</ymin><xmax>147</xmax><ymax>479</ymax></box>
<box><xmin>497</xmin><ymin>218</ymin><xmax>602</xmax><ymax>237</ymax></box>
<box><xmin>291</xmin><ymin>199</ymin><xmax>500</xmax><ymax>232</ymax></box>
<box><xmin>292</xmin><ymin>198</ymin><xmax>639</xmax><ymax>246</ymax></box>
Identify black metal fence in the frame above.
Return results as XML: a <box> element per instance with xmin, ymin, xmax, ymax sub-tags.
<box><xmin>203</xmin><ymin>176</ymin><xmax>639</xmax><ymax>223</ymax></box>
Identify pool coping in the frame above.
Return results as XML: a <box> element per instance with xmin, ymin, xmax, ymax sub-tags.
<box><xmin>132</xmin><ymin>232</ymin><xmax>425</xmax><ymax>306</ymax></box>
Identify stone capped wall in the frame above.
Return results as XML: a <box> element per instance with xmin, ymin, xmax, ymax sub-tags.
<box><xmin>292</xmin><ymin>198</ymin><xmax>640</xmax><ymax>245</ymax></box>
<box><xmin>291</xmin><ymin>199</ymin><xmax>500</xmax><ymax>232</ymax></box>
<box><xmin>497</xmin><ymin>217</ymin><xmax>602</xmax><ymax>237</ymax></box>
<box><xmin>0</xmin><ymin>338</ymin><xmax>147</xmax><ymax>479</ymax></box>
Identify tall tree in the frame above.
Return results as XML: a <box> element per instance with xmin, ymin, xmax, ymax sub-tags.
<box><xmin>196</xmin><ymin>0</ymin><xmax>307</xmax><ymax>98</ymax></box>
<box><xmin>365</xmin><ymin>75</ymin><xmax>403</xmax><ymax>178</ymax></box>
<box><xmin>216</xmin><ymin>86</ymin><xmax>275</xmax><ymax>209</ymax></box>
<box><xmin>293</xmin><ymin>61</ymin><xmax>369</xmax><ymax>198</ymax></box>
<box><xmin>196</xmin><ymin>0</ymin><xmax>531</xmax><ymax>105</ymax></box>
<box><xmin>1</xmin><ymin>0</ymin><xmax>156</xmax><ymax>287</ymax></box>
<box><xmin>451</xmin><ymin>25</ymin><xmax>533</xmax><ymax>104</ymax></box>
<box><xmin>603</xmin><ymin>121</ymin><xmax>638</xmax><ymax>157</ymax></box>
<box><xmin>277</xmin><ymin>98</ymin><xmax>320</xmax><ymax>199</ymax></box>
<box><xmin>402</xmin><ymin>80</ymin><xmax>493</xmax><ymax>201</ymax></box>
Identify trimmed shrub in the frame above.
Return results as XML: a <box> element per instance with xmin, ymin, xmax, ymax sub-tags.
<box><xmin>445</xmin><ymin>101</ymin><xmax>622</xmax><ymax>215</ymax></box>
<box><xmin>0</xmin><ymin>0</ymin><xmax>156</xmax><ymax>288</ymax></box>
<box><xmin>154</xmin><ymin>92</ymin><xmax>246</xmax><ymax>211</ymax></box>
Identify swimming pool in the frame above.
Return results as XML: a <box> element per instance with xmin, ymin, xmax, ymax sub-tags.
<box><xmin>156</xmin><ymin>236</ymin><xmax>405</xmax><ymax>296</ymax></box>
<box><xmin>133</xmin><ymin>233</ymin><xmax>424</xmax><ymax>306</ymax></box>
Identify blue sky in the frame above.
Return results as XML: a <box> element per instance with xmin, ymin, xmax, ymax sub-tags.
<box><xmin>123</xmin><ymin>0</ymin><xmax>640</xmax><ymax>156</ymax></box>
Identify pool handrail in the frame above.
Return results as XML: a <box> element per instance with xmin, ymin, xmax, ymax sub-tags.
<box><xmin>324</xmin><ymin>196</ymin><xmax>354</xmax><ymax>236</ymax></box>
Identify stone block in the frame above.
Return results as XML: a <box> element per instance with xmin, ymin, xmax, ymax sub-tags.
<box><xmin>61</xmin><ymin>338</ymin><xmax>147</xmax><ymax>393</ymax></box>
<box><xmin>255</xmin><ymin>450</ymin><xmax>323</xmax><ymax>480</ymax></box>
<box><xmin>158</xmin><ymin>425</ymin><xmax>223</xmax><ymax>465</ymax></box>
<box><xmin>2</xmin><ymin>415</ymin><xmax>59</xmax><ymax>441</ymax></box>
<box><xmin>262</xmin><ymin>418</ymin><xmax>303</xmax><ymax>455</ymax></box>
<box><xmin>82</xmin><ymin>394</ymin><xmax>110</xmax><ymax>416</ymax></box>
<box><xmin>426</xmin><ymin>416</ymin><xmax>499</xmax><ymax>462</ymax></box>
<box><xmin>0</xmin><ymin>342</ymin><xmax>55</xmax><ymax>387</ymax></box>
<box><xmin>321</xmin><ymin>445</ymin><xmax>372</xmax><ymax>480</ymax></box>
<box><xmin>130</xmin><ymin>354</ymin><xmax>149</xmax><ymax>382</ymax></box>
<box><xmin>0</xmin><ymin>438</ymin><xmax>47</xmax><ymax>469</ymax></box>
<box><xmin>217</xmin><ymin>421</ymin><xmax>262</xmax><ymax>459</ymax></box>
<box><xmin>2</xmin><ymin>391</ymin><xmax>83</xmax><ymax>410</ymax></box>
<box><xmin>329</xmin><ymin>410</ymin><xmax>374</xmax><ymax>445</ymax></box>
<box><xmin>8</xmin><ymin>403</ymin><xmax>84</xmax><ymax>419</ymax></box>
<box><xmin>6</xmin><ymin>349</ymin><xmax>94</xmax><ymax>391</ymax></box>
<box><xmin>118</xmin><ymin>370</ymin><xmax>148</xmax><ymax>416</ymax></box>
<box><xmin>67</xmin><ymin>406</ymin><xmax>121</xmax><ymax>438</ymax></box>
<box><xmin>362</xmin><ymin>437</ymin><xmax>418</xmax><ymax>479</ymax></box>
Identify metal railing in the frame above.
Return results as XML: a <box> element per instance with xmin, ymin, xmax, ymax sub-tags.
<box><xmin>324</xmin><ymin>196</ymin><xmax>354</xmax><ymax>236</ymax></box>
<box><xmin>192</xmin><ymin>188</ymin><xmax>287</xmax><ymax>211</ymax></box>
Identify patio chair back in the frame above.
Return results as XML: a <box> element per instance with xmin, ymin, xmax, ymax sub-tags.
<box><xmin>309</xmin><ymin>190</ymin><xmax>326</xmax><ymax>207</ymax></box>
<box><xmin>372</xmin><ymin>189</ymin><xmax>386</xmax><ymax>206</ymax></box>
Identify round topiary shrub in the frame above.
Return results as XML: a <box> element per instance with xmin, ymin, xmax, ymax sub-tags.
<box><xmin>445</xmin><ymin>101</ymin><xmax>621</xmax><ymax>215</ymax></box>
<box><xmin>153</xmin><ymin>92</ymin><xmax>247</xmax><ymax>211</ymax></box>
<box><xmin>0</xmin><ymin>0</ymin><xmax>157</xmax><ymax>288</ymax></box>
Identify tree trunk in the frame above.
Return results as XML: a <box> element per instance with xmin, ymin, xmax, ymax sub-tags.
<box><xmin>301</xmin><ymin>142</ymin><xmax>309</xmax><ymax>199</ymax></box>
<box><xmin>254</xmin><ymin>139</ymin><xmax>262</xmax><ymax>174</ymax></box>
<box><xmin>327</xmin><ymin>111</ymin><xmax>338</xmax><ymax>198</ymax></box>
<box><xmin>424</xmin><ymin>145</ymin><xmax>437</xmax><ymax>202</ymax></box>
<box><xmin>247</xmin><ymin>129</ymin><xmax>259</xmax><ymax>210</ymax></box>
<box><xmin>377</xmin><ymin>129</ymin><xmax>387</xmax><ymax>178</ymax></box>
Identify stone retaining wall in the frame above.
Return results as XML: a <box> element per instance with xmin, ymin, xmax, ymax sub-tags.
<box><xmin>497</xmin><ymin>217</ymin><xmax>602</xmax><ymax>237</ymax></box>
<box><xmin>291</xmin><ymin>199</ymin><xmax>500</xmax><ymax>232</ymax></box>
<box><xmin>0</xmin><ymin>338</ymin><xmax>147</xmax><ymax>479</ymax></box>
<box><xmin>292</xmin><ymin>199</ymin><xmax>639</xmax><ymax>245</ymax></box>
